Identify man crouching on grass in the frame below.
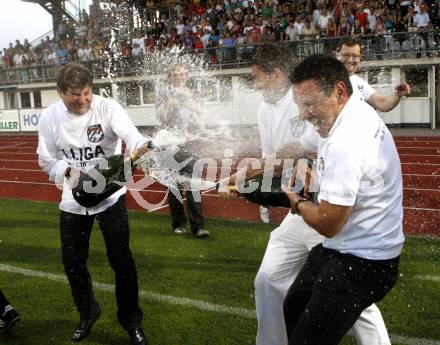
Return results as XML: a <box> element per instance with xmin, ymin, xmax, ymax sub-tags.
<box><xmin>282</xmin><ymin>54</ymin><xmax>404</xmax><ymax>345</ymax></box>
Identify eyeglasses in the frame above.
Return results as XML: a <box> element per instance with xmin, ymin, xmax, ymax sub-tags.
<box><xmin>340</xmin><ymin>53</ymin><xmax>361</xmax><ymax>61</ymax></box>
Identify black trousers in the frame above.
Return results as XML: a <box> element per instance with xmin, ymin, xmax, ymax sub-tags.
<box><xmin>60</xmin><ymin>195</ymin><xmax>143</xmax><ymax>330</ymax></box>
<box><xmin>283</xmin><ymin>244</ymin><xmax>400</xmax><ymax>345</ymax></box>
<box><xmin>0</xmin><ymin>289</ymin><xmax>10</xmax><ymax>310</ymax></box>
<box><xmin>168</xmin><ymin>188</ymin><xmax>204</xmax><ymax>234</ymax></box>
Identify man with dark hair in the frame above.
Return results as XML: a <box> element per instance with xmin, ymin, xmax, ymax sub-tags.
<box><xmin>222</xmin><ymin>44</ymin><xmax>392</xmax><ymax>345</ymax></box>
<box><xmin>283</xmin><ymin>54</ymin><xmax>404</xmax><ymax>345</ymax></box>
<box><xmin>337</xmin><ymin>36</ymin><xmax>410</xmax><ymax>110</ymax></box>
<box><xmin>37</xmin><ymin>63</ymin><xmax>151</xmax><ymax>345</ymax></box>
<box><xmin>0</xmin><ymin>289</ymin><xmax>20</xmax><ymax>333</ymax></box>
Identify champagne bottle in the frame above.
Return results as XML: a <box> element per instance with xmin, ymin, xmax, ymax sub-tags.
<box><xmin>236</xmin><ymin>175</ymin><xmax>292</xmax><ymax>208</ymax></box>
<box><xmin>72</xmin><ymin>154</ymin><xmax>137</xmax><ymax>208</ymax></box>
<box><xmin>220</xmin><ymin>171</ymin><xmax>317</xmax><ymax>208</ymax></box>
<box><xmin>72</xmin><ymin>141</ymin><xmax>200</xmax><ymax>207</ymax></box>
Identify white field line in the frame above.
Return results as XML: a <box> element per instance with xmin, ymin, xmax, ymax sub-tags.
<box><xmin>414</xmin><ymin>274</ymin><xmax>440</xmax><ymax>282</ymax></box>
<box><xmin>0</xmin><ymin>263</ymin><xmax>256</xmax><ymax>319</ymax></box>
<box><xmin>1</xmin><ymin>263</ymin><xmax>439</xmax><ymax>345</ymax></box>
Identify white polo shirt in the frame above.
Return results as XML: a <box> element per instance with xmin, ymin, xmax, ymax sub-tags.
<box><xmin>350</xmin><ymin>74</ymin><xmax>376</xmax><ymax>103</ymax></box>
<box><xmin>258</xmin><ymin>88</ymin><xmax>310</xmax><ymax>156</ymax></box>
<box><xmin>37</xmin><ymin>95</ymin><xmax>150</xmax><ymax>215</ymax></box>
<box><xmin>316</xmin><ymin>96</ymin><xmax>404</xmax><ymax>260</ymax></box>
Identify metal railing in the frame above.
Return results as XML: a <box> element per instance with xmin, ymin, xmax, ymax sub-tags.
<box><xmin>0</xmin><ymin>30</ymin><xmax>438</xmax><ymax>85</ymax></box>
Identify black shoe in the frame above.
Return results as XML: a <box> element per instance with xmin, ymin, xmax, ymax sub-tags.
<box><xmin>194</xmin><ymin>229</ymin><xmax>209</xmax><ymax>238</ymax></box>
<box><xmin>71</xmin><ymin>310</ymin><xmax>101</xmax><ymax>342</ymax></box>
<box><xmin>0</xmin><ymin>307</ymin><xmax>20</xmax><ymax>333</ymax></box>
<box><xmin>128</xmin><ymin>327</ymin><xmax>148</xmax><ymax>345</ymax></box>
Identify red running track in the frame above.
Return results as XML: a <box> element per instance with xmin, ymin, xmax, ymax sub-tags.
<box><xmin>0</xmin><ymin>134</ymin><xmax>439</xmax><ymax>236</ymax></box>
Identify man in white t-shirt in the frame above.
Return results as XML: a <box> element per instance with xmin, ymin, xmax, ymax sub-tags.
<box><xmin>336</xmin><ymin>37</ymin><xmax>410</xmax><ymax>108</ymax></box>
<box><xmin>220</xmin><ymin>44</ymin><xmax>393</xmax><ymax>345</ymax></box>
<box><xmin>283</xmin><ymin>54</ymin><xmax>404</xmax><ymax>345</ymax></box>
<box><xmin>37</xmin><ymin>63</ymin><xmax>151</xmax><ymax>345</ymax></box>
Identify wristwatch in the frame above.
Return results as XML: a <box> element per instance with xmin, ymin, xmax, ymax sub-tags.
<box><xmin>291</xmin><ymin>198</ymin><xmax>309</xmax><ymax>215</ymax></box>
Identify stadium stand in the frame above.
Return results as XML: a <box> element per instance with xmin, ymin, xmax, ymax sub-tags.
<box><xmin>1</xmin><ymin>0</ymin><xmax>439</xmax><ymax>83</ymax></box>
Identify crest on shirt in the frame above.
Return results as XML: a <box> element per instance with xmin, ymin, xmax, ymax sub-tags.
<box><xmin>358</xmin><ymin>84</ymin><xmax>364</xmax><ymax>92</ymax></box>
<box><xmin>87</xmin><ymin>124</ymin><xmax>104</xmax><ymax>143</ymax></box>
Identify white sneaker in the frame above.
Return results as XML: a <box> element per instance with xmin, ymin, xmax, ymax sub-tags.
<box><xmin>259</xmin><ymin>206</ymin><xmax>270</xmax><ymax>223</ymax></box>
<box><xmin>174</xmin><ymin>227</ymin><xmax>188</xmax><ymax>235</ymax></box>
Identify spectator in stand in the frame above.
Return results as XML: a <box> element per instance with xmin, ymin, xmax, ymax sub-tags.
<box><xmin>42</xmin><ymin>36</ymin><xmax>52</xmax><ymax>50</ymax></box>
<box><xmin>325</xmin><ymin>17</ymin><xmax>339</xmax><ymax>51</ymax></box>
<box><xmin>294</xmin><ymin>15</ymin><xmax>305</xmax><ymax>35</ymax></box>
<box><xmin>132</xmin><ymin>43</ymin><xmax>143</xmax><ymax>57</ymax></box>
<box><xmin>180</xmin><ymin>30</ymin><xmax>191</xmax><ymax>49</ymax></box>
<box><xmin>57</xmin><ymin>41</ymin><xmax>68</xmax><ymax>65</ymax></box>
<box><xmin>248</xmin><ymin>21</ymin><xmax>262</xmax><ymax>44</ymax></box>
<box><xmin>78</xmin><ymin>43</ymin><xmax>94</xmax><ymax>62</ymax></box>
<box><xmin>374</xmin><ymin>16</ymin><xmax>387</xmax><ymax>33</ymax></box>
<box><xmin>404</xmin><ymin>5</ymin><xmax>417</xmax><ymax>30</ymax></box>
<box><xmin>394</xmin><ymin>14</ymin><xmax>408</xmax><ymax>47</ymax></box>
<box><xmin>193</xmin><ymin>36</ymin><xmax>205</xmax><ymax>49</ymax></box>
<box><xmin>301</xmin><ymin>19</ymin><xmax>317</xmax><ymax>56</ymax></box>
<box><xmin>414</xmin><ymin>3</ymin><xmax>431</xmax><ymax>57</ymax></box>
<box><xmin>351</xmin><ymin>18</ymin><xmax>365</xmax><ymax>36</ymax></box>
<box><xmin>201</xmin><ymin>28</ymin><xmax>211</xmax><ymax>47</ymax></box>
<box><xmin>23</xmin><ymin>39</ymin><xmax>31</xmax><ymax>55</ymax></box>
<box><xmin>400</xmin><ymin>0</ymin><xmax>412</xmax><ymax>16</ymax></box>
<box><xmin>272</xmin><ymin>20</ymin><xmax>284</xmax><ymax>41</ymax></box>
<box><xmin>13</xmin><ymin>47</ymin><xmax>29</xmax><ymax>81</ymax></box>
<box><xmin>221</xmin><ymin>31</ymin><xmax>236</xmax><ymax>61</ymax></box>
<box><xmin>121</xmin><ymin>42</ymin><xmax>133</xmax><ymax>57</ymax></box>
<box><xmin>318</xmin><ymin>7</ymin><xmax>333</xmax><ymax>32</ymax></box>
<box><xmin>0</xmin><ymin>52</ymin><xmax>3</xmax><ymax>70</ymax></box>
<box><xmin>2</xmin><ymin>48</ymin><xmax>12</xmax><ymax>68</ymax></box>
<box><xmin>355</xmin><ymin>2</ymin><xmax>369</xmax><ymax>29</ymax></box>
<box><xmin>432</xmin><ymin>9</ymin><xmax>440</xmax><ymax>48</ymax></box>
<box><xmin>14</xmin><ymin>39</ymin><xmax>24</xmax><ymax>50</ymax></box>
<box><xmin>236</xmin><ymin>31</ymin><xmax>248</xmax><ymax>61</ymax></box>
<box><xmin>206</xmin><ymin>38</ymin><xmax>218</xmax><ymax>63</ymax></box>
<box><xmin>367</xmin><ymin>7</ymin><xmax>378</xmax><ymax>31</ymax></box>
<box><xmin>313</xmin><ymin>2</ymin><xmax>323</xmax><ymax>27</ymax></box>
<box><xmin>285</xmin><ymin>19</ymin><xmax>299</xmax><ymax>43</ymax></box>
<box><xmin>67</xmin><ymin>40</ymin><xmax>78</xmax><ymax>62</ymax></box>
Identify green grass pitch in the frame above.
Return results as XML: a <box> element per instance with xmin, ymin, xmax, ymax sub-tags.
<box><xmin>0</xmin><ymin>198</ymin><xmax>439</xmax><ymax>345</ymax></box>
